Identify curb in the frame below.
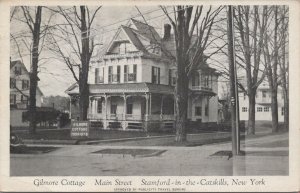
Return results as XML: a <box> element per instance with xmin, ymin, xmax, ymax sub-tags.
<box><xmin>79</xmin><ymin>135</ymin><xmax>175</xmax><ymax>145</ymax></box>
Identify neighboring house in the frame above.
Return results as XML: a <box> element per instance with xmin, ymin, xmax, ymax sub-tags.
<box><xmin>66</xmin><ymin>19</ymin><xmax>219</xmax><ymax>131</ymax></box>
<box><xmin>10</xmin><ymin>60</ymin><xmax>44</xmax><ymax>127</ymax></box>
<box><xmin>239</xmin><ymin>82</ymin><xmax>285</xmax><ymax>122</ymax></box>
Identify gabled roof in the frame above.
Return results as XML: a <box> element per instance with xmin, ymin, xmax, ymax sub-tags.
<box><xmin>130</xmin><ymin>18</ymin><xmax>161</xmax><ymax>43</ymax></box>
<box><xmin>106</xmin><ymin>19</ymin><xmax>165</xmax><ymax>57</ymax></box>
<box><xmin>121</xmin><ymin>25</ymin><xmax>146</xmax><ymax>52</ymax></box>
<box><xmin>65</xmin><ymin>82</ymin><xmax>79</xmax><ymax>95</ymax></box>
<box><xmin>10</xmin><ymin>60</ymin><xmax>20</xmax><ymax>69</ymax></box>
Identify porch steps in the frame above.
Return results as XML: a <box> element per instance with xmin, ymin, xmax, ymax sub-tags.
<box><xmin>127</xmin><ymin>122</ymin><xmax>143</xmax><ymax>130</ymax></box>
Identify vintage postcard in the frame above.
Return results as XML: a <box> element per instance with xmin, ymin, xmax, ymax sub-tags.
<box><xmin>0</xmin><ymin>0</ymin><xmax>299</xmax><ymax>192</ymax></box>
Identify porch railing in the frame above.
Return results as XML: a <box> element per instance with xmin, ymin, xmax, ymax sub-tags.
<box><xmin>88</xmin><ymin>113</ymin><xmax>175</xmax><ymax>121</ymax></box>
<box><xmin>125</xmin><ymin>114</ymin><xmax>143</xmax><ymax>120</ymax></box>
<box><xmin>107</xmin><ymin>114</ymin><xmax>123</xmax><ymax>120</ymax></box>
<box><xmin>88</xmin><ymin>114</ymin><xmax>104</xmax><ymax>120</ymax></box>
<box><xmin>161</xmin><ymin>114</ymin><xmax>175</xmax><ymax>120</ymax></box>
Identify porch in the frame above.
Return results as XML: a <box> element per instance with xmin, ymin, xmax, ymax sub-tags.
<box><xmin>87</xmin><ymin>83</ymin><xmax>175</xmax><ymax>131</ymax></box>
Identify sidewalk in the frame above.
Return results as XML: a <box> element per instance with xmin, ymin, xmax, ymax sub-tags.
<box><xmin>10</xmin><ymin>132</ymin><xmax>288</xmax><ymax>176</ymax></box>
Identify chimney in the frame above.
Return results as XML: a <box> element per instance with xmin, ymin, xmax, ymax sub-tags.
<box><xmin>163</xmin><ymin>24</ymin><xmax>171</xmax><ymax>40</ymax></box>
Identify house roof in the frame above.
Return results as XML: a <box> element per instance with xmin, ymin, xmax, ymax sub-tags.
<box><xmin>10</xmin><ymin>60</ymin><xmax>20</xmax><ymax>69</ymax></box>
<box><xmin>90</xmin><ymin>83</ymin><xmax>174</xmax><ymax>94</ymax></box>
<box><xmin>66</xmin><ymin>83</ymin><xmax>174</xmax><ymax>95</ymax></box>
<box><xmin>121</xmin><ymin>25</ymin><xmax>146</xmax><ymax>52</ymax></box>
<box><xmin>130</xmin><ymin>18</ymin><xmax>161</xmax><ymax>43</ymax></box>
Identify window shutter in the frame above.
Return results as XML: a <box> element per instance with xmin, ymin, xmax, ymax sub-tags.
<box><xmin>152</xmin><ymin>66</ymin><xmax>155</xmax><ymax>83</ymax></box>
<box><xmin>95</xmin><ymin>68</ymin><xmax>99</xmax><ymax>83</ymax></box>
<box><xmin>158</xmin><ymin>68</ymin><xmax>160</xmax><ymax>84</ymax></box>
<box><xmin>133</xmin><ymin>64</ymin><xmax>137</xmax><ymax>81</ymax></box>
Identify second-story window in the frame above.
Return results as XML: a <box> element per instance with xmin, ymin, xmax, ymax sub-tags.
<box><xmin>95</xmin><ymin>68</ymin><xmax>99</xmax><ymax>83</ymax></box>
<box><xmin>169</xmin><ymin>70</ymin><xmax>177</xmax><ymax>86</ymax></box>
<box><xmin>204</xmin><ymin>75</ymin><xmax>209</xmax><ymax>88</ymax></box>
<box><xmin>124</xmin><ymin>65</ymin><xmax>128</xmax><ymax>82</ymax></box>
<box><xmin>108</xmin><ymin>66</ymin><xmax>113</xmax><ymax>83</ymax></box>
<box><xmin>130</xmin><ymin>64</ymin><xmax>137</xmax><ymax>81</ymax></box>
<box><xmin>192</xmin><ymin>73</ymin><xmax>200</xmax><ymax>87</ymax></box>
<box><xmin>116</xmin><ymin>66</ymin><xmax>121</xmax><ymax>82</ymax></box>
<box><xmin>262</xmin><ymin>91</ymin><xmax>267</xmax><ymax>98</ymax></box>
<box><xmin>151</xmin><ymin>66</ymin><xmax>160</xmax><ymax>84</ymax></box>
<box><xmin>22</xmin><ymin>80</ymin><xmax>29</xmax><ymax>89</ymax></box>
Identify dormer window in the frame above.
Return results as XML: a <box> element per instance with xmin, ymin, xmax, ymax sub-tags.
<box><xmin>151</xmin><ymin>44</ymin><xmax>161</xmax><ymax>55</ymax></box>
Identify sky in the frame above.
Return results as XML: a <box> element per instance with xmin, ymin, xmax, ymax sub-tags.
<box><xmin>10</xmin><ymin>6</ymin><xmax>229</xmax><ymax>97</ymax></box>
<box><xmin>10</xmin><ymin>6</ymin><xmax>174</xmax><ymax>97</ymax></box>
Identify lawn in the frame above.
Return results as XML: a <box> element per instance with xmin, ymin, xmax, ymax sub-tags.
<box><xmin>12</xmin><ymin>128</ymin><xmax>174</xmax><ymax>141</ymax></box>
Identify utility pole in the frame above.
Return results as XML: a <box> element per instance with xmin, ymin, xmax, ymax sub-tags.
<box><xmin>227</xmin><ymin>5</ymin><xmax>240</xmax><ymax>155</ymax></box>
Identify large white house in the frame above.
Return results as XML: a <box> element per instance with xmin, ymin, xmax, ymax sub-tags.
<box><xmin>10</xmin><ymin>60</ymin><xmax>44</xmax><ymax>127</ymax></box>
<box><xmin>239</xmin><ymin>82</ymin><xmax>285</xmax><ymax>122</ymax></box>
<box><xmin>66</xmin><ymin>19</ymin><xmax>219</xmax><ymax>131</ymax></box>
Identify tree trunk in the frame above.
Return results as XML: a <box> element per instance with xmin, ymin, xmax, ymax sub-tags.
<box><xmin>174</xmin><ymin>73</ymin><xmax>189</xmax><ymax>142</ymax></box>
<box><xmin>29</xmin><ymin>6</ymin><xmax>42</xmax><ymax>134</ymax></box>
<box><xmin>271</xmin><ymin>88</ymin><xmax>279</xmax><ymax>132</ymax></box>
<box><xmin>247</xmin><ymin>91</ymin><xmax>256</xmax><ymax>135</ymax></box>
<box><xmin>281</xmin><ymin>6</ymin><xmax>288</xmax><ymax>130</ymax></box>
<box><xmin>283</xmin><ymin>88</ymin><xmax>289</xmax><ymax>130</ymax></box>
<box><xmin>79</xmin><ymin>6</ymin><xmax>90</xmax><ymax>121</ymax></box>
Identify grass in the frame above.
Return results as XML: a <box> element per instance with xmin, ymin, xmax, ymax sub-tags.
<box><xmin>12</xmin><ymin>128</ymin><xmax>174</xmax><ymax>141</ymax></box>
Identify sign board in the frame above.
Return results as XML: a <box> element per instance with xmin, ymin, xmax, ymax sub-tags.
<box><xmin>70</xmin><ymin>121</ymin><xmax>90</xmax><ymax>139</ymax></box>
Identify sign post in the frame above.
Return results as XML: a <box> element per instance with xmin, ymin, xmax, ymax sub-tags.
<box><xmin>70</xmin><ymin>121</ymin><xmax>90</xmax><ymax>139</ymax></box>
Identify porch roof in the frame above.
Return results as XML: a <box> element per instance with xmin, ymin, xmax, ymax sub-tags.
<box><xmin>190</xmin><ymin>89</ymin><xmax>216</xmax><ymax>97</ymax></box>
<box><xmin>89</xmin><ymin>83</ymin><xmax>174</xmax><ymax>95</ymax></box>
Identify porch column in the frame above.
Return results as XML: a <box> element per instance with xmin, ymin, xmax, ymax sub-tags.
<box><xmin>145</xmin><ymin>93</ymin><xmax>149</xmax><ymax>121</ymax></box>
<box><xmin>88</xmin><ymin>97</ymin><xmax>92</xmax><ymax>118</ymax></box>
<box><xmin>144</xmin><ymin>93</ymin><xmax>149</xmax><ymax>132</ymax></box>
<box><xmin>160</xmin><ymin>95</ymin><xmax>164</xmax><ymax>120</ymax></box>
<box><xmin>104</xmin><ymin>95</ymin><xmax>108</xmax><ymax>119</ymax></box>
<box><xmin>123</xmin><ymin>94</ymin><xmax>127</xmax><ymax>121</ymax></box>
<box><xmin>174</xmin><ymin>95</ymin><xmax>176</xmax><ymax>117</ymax></box>
<box><xmin>95</xmin><ymin>98</ymin><xmax>98</xmax><ymax>115</ymax></box>
<box><xmin>149</xmin><ymin>93</ymin><xmax>152</xmax><ymax>115</ymax></box>
<box><xmin>69</xmin><ymin>96</ymin><xmax>72</xmax><ymax>119</ymax></box>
